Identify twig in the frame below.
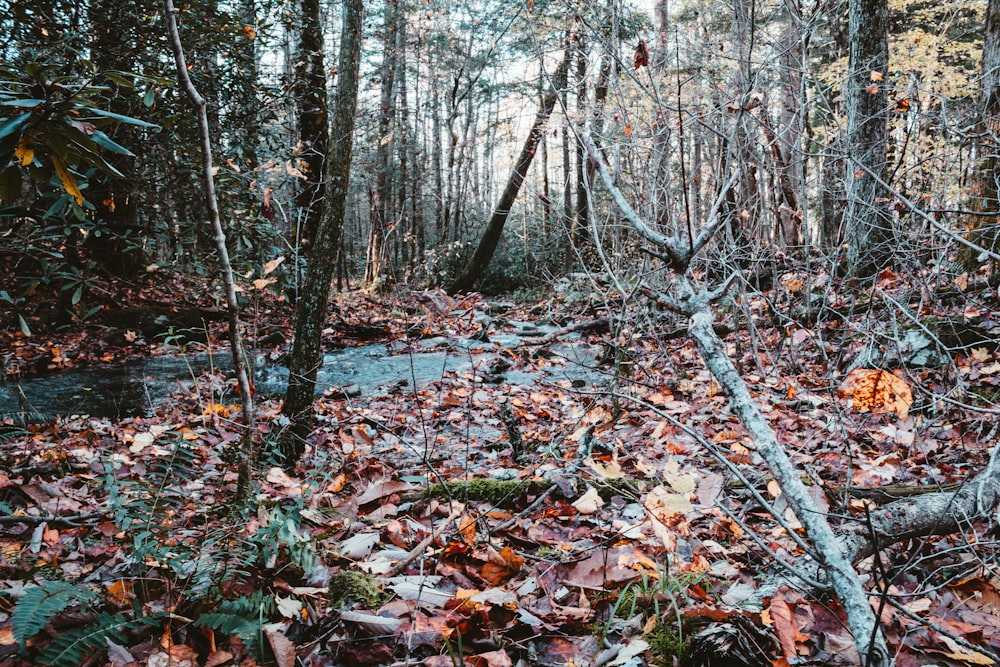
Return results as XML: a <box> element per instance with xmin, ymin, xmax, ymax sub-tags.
<box><xmin>384</xmin><ymin>506</ymin><xmax>462</xmax><ymax>578</ymax></box>
<box><xmin>0</xmin><ymin>512</ymin><xmax>105</xmax><ymax>528</ymax></box>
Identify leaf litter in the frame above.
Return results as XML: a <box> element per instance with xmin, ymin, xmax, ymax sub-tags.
<box><xmin>1</xmin><ymin>278</ymin><xmax>1000</xmax><ymax>666</ymax></box>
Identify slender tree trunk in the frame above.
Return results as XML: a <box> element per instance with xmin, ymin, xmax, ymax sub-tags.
<box><xmin>574</xmin><ymin>32</ymin><xmax>590</xmax><ymax>254</ymax></box>
<box><xmin>396</xmin><ymin>5</ymin><xmax>410</xmax><ymax>268</ymax></box>
<box><xmin>843</xmin><ymin>0</ymin><xmax>891</xmax><ymax>276</ymax></box>
<box><xmin>88</xmin><ymin>0</ymin><xmax>143</xmax><ymax>278</ymax></box>
<box><xmin>447</xmin><ymin>54</ymin><xmax>569</xmax><ymax>293</ymax></box>
<box><xmin>293</xmin><ymin>0</ymin><xmax>327</xmax><ymax>252</ymax></box>
<box><xmin>163</xmin><ymin>0</ymin><xmax>256</xmax><ymax>491</ymax></box>
<box><xmin>366</xmin><ymin>0</ymin><xmax>399</xmax><ymax>286</ymax></box>
<box><xmin>280</xmin><ymin>0</ymin><xmax>364</xmax><ymax>464</ymax></box>
<box><xmin>232</xmin><ymin>0</ymin><xmax>259</xmax><ymax>169</ymax></box>
<box><xmin>432</xmin><ymin>75</ymin><xmax>444</xmax><ymax>241</ymax></box>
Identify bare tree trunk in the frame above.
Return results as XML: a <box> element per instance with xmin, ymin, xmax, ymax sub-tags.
<box><xmin>366</xmin><ymin>0</ymin><xmax>399</xmax><ymax>287</ymax></box>
<box><xmin>961</xmin><ymin>0</ymin><xmax>1000</xmax><ymax>269</ymax></box>
<box><xmin>163</xmin><ymin>0</ymin><xmax>255</xmax><ymax>491</ymax></box>
<box><xmin>447</xmin><ymin>55</ymin><xmax>569</xmax><ymax>293</ymax></box>
<box><xmin>280</xmin><ymin>0</ymin><xmax>364</xmax><ymax>464</ymax></box>
<box><xmin>843</xmin><ymin>0</ymin><xmax>891</xmax><ymax>276</ymax></box>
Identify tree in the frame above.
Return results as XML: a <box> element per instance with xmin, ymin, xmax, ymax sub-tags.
<box><xmin>447</xmin><ymin>53</ymin><xmax>568</xmax><ymax>293</ymax></box>
<box><xmin>163</xmin><ymin>0</ymin><xmax>256</xmax><ymax>492</ymax></box>
<box><xmin>280</xmin><ymin>0</ymin><xmax>364</xmax><ymax>464</ymax></box>
<box><xmin>292</xmin><ymin>0</ymin><xmax>328</xmax><ymax>251</ymax></box>
<box><xmin>962</xmin><ymin>0</ymin><xmax>1000</xmax><ymax>267</ymax></box>
<box><xmin>842</xmin><ymin>0</ymin><xmax>891</xmax><ymax>276</ymax></box>
<box><xmin>365</xmin><ymin>0</ymin><xmax>400</xmax><ymax>286</ymax></box>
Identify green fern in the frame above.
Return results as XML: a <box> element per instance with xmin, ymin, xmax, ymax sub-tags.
<box><xmin>11</xmin><ymin>580</ymin><xmax>99</xmax><ymax>649</ymax></box>
<box><xmin>195</xmin><ymin>592</ymin><xmax>274</xmax><ymax>658</ymax></box>
<box><xmin>36</xmin><ymin>612</ymin><xmax>163</xmax><ymax>667</ymax></box>
<box><xmin>0</xmin><ymin>423</ymin><xmax>30</xmax><ymax>442</ymax></box>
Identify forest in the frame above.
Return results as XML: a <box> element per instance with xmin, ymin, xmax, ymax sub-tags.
<box><xmin>2</xmin><ymin>0</ymin><xmax>1000</xmax><ymax>664</ymax></box>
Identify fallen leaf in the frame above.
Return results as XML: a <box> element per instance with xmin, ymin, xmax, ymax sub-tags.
<box><xmin>572</xmin><ymin>486</ymin><xmax>605</xmax><ymax>514</ymax></box>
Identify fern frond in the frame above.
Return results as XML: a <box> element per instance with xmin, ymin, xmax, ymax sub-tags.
<box><xmin>12</xmin><ymin>581</ymin><xmax>99</xmax><ymax>649</ymax></box>
<box><xmin>37</xmin><ymin>612</ymin><xmax>163</xmax><ymax>667</ymax></box>
<box><xmin>194</xmin><ymin>592</ymin><xmax>274</xmax><ymax>659</ymax></box>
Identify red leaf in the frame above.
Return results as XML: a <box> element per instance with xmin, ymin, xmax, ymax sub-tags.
<box><xmin>634</xmin><ymin>40</ymin><xmax>649</xmax><ymax>69</ymax></box>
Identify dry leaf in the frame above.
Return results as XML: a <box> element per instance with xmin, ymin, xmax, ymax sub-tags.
<box><xmin>573</xmin><ymin>486</ymin><xmax>605</xmax><ymax>514</ymax></box>
<box><xmin>837</xmin><ymin>368</ymin><xmax>913</xmax><ymax>418</ymax></box>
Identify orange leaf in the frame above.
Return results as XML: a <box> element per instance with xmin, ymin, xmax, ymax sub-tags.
<box><xmin>837</xmin><ymin>368</ymin><xmax>913</xmax><ymax>418</ymax></box>
<box><xmin>768</xmin><ymin>596</ymin><xmax>807</xmax><ymax>659</ymax></box>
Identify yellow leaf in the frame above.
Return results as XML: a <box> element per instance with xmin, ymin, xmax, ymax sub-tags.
<box><xmin>15</xmin><ymin>136</ymin><xmax>34</xmax><ymax>166</ymax></box>
<box><xmin>51</xmin><ymin>154</ymin><xmax>83</xmax><ymax>205</ymax></box>
<box><xmin>253</xmin><ymin>277</ymin><xmax>276</xmax><ymax>290</ymax></box>
<box><xmin>940</xmin><ymin>635</ymin><xmax>995</xmax><ymax>665</ymax></box>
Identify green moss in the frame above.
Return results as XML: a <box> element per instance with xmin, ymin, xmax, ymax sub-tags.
<box><xmin>647</xmin><ymin>620</ymin><xmax>689</xmax><ymax>666</ymax></box>
<box><xmin>425</xmin><ymin>478</ymin><xmax>551</xmax><ymax>508</ymax></box>
<box><xmin>328</xmin><ymin>569</ymin><xmax>385</xmax><ymax>609</ymax></box>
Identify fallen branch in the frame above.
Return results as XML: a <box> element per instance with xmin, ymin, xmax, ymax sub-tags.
<box><xmin>0</xmin><ymin>512</ymin><xmax>105</xmax><ymax>528</ymax></box>
<box><xmin>518</xmin><ymin>318</ymin><xmax>610</xmax><ymax>345</ymax></box>
<box><xmin>582</xmin><ymin>129</ymin><xmax>891</xmax><ymax>667</ymax></box>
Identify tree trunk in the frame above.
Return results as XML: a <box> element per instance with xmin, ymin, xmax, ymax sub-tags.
<box><xmin>87</xmin><ymin>0</ymin><xmax>144</xmax><ymax>278</ymax></box>
<box><xmin>280</xmin><ymin>0</ymin><xmax>364</xmax><ymax>464</ymax></box>
<box><xmin>366</xmin><ymin>0</ymin><xmax>399</xmax><ymax>287</ymax></box>
<box><xmin>293</xmin><ymin>0</ymin><xmax>328</xmax><ymax>252</ymax></box>
<box><xmin>961</xmin><ymin>0</ymin><xmax>1000</xmax><ymax>269</ymax></box>
<box><xmin>447</xmin><ymin>54</ymin><xmax>569</xmax><ymax>293</ymax></box>
<box><xmin>843</xmin><ymin>0</ymin><xmax>891</xmax><ymax>277</ymax></box>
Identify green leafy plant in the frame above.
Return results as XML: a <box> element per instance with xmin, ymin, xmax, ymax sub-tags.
<box><xmin>194</xmin><ymin>590</ymin><xmax>275</xmax><ymax>658</ymax></box>
<box><xmin>11</xmin><ymin>580</ymin><xmax>99</xmax><ymax>650</ymax></box>
<box><xmin>0</xmin><ymin>62</ymin><xmax>161</xmax><ymax>206</ymax></box>
<box><xmin>37</xmin><ymin>612</ymin><xmax>164</xmax><ymax>667</ymax></box>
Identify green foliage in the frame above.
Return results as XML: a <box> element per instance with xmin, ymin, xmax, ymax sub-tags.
<box><xmin>0</xmin><ymin>62</ymin><xmax>161</xmax><ymax>206</ymax></box>
<box><xmin>11</xmin><ymin>580</ymin><xmax>99</xmax><ymax>649</ymax></box>
<box><xmin>36</xmin><ymin>612</ymin><xmax>163</xmax><ymax>667</ymax></box>
<box><xmin>195</xmin><ymin>591</ymin><xmax>275</xmax><ymax>659</ymax></box>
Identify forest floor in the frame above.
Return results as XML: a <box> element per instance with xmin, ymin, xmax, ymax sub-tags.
<box><xmin>2</xmin><ymin>268</ymin><xmax>1000</xmax><ymax>667</ymax></box>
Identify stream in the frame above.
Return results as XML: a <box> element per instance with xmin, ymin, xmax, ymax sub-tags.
<box><xmin>0</xmin><ymin>327</ymin><xmax>603</xmax><ymax>421</ymax></box>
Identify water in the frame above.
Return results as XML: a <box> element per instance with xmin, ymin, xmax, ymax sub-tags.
<box><xmin>0</xmin><ymin>332</ymin><xmax>602</xmax><ymax>421</ymax></box>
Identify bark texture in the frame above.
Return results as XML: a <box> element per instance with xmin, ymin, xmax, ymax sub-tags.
<box><xmin>843</xmin><ymin>0</ymin><xmax>891</xmax><ymax>276</ymax></box>
<box><xmin>293</xmin><ymin>0</ymin><xmax>328</xmax><ymax>251</ymax></box>
<box><xmin>280</xmin><ymin>0</ymin><xmax>363</xmax><ymax>464</ymax></box>
<box><xmin>961</xmin><ymin>0</ymin><xmax>1000</xmax><ymax>268</ymax></box>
